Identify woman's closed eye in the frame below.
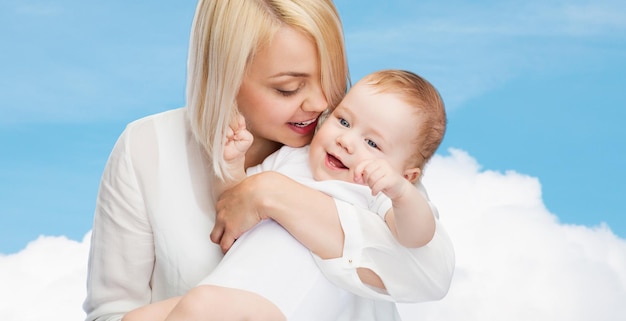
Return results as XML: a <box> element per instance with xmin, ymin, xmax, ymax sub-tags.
<box><xmin>276</xmin><ymin>88</ymin><xmax>300</xmax><ymax>96</ymax></box>
<box><xmin>275</xmin><ymin>81</ymin><xmax>305</xmax><ymax>97</ymax></box>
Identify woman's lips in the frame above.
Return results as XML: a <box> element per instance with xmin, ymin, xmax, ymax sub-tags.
<box><xmin>288</xmin><ymin>118</ymin><xmax>317</xmax><ymax>135</ymax></box>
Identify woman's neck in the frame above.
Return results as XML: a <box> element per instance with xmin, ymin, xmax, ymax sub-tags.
<box><xmin>244</xmin><ymin>138</ymin><xmax>283</xmax><ymax>169</ymax></box>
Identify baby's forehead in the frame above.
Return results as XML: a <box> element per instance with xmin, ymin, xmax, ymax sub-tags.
<box><xmin>336</xmin><ymin>99</ymin><xmax>418</xmax><ymax>132</ymax></box>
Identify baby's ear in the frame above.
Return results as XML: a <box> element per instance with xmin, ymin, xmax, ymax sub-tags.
<box><xmin>403</xmin><ymin>167</ymin><xmax>421</xmax><ymax>184</ymax></box>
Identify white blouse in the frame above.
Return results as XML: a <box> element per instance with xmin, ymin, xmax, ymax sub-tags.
<box><xmin>83</xmin><ymin>108</ymin><xmax>455</xmax><ymax>321</ymax></box>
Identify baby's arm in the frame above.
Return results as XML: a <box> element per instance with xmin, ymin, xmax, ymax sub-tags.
<box><xmin>354</xmin><ymin>159</ymin><xmax>435</xmax><ymax>248</ymax></box>
<box><xmin>215</xmin><ymin>114</ymin><xmax>253</xmax><ymax>196</ymax></box>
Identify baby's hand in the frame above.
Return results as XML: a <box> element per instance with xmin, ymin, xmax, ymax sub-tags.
<box><xmin>224</xmin><ymin>114</ymin><xmax>253</xmax><ymax>162</ymax></box>
<box><xmin>354</xmin><ymin>159</ymin><xmax>408</xmax><ymax>199</ymax></box>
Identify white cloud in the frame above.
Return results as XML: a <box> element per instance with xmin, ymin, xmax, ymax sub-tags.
<box><xmin>0</xmin><ymin>233</ymin><xmax>90</xmax><ymax>321</ymax></box>
<box><xmin>399</xmin><ymin>148</ymin><xmax>626</xmax><ymax>320</ymax></box>
<box><xmin>1</xmin><ymin>149</ymin><xmax>625</xmax><ymax>320</ymax></box>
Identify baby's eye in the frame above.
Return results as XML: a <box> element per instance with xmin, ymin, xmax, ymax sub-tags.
<box><xmin>366</xmin><ymin>139</ymin><xmax>379</xmax><ymax>149</ymax></box>
<box><xmin>338</xmin><ymin>118</ymin><xmax>350</xmax><ymax>127</ymax></box>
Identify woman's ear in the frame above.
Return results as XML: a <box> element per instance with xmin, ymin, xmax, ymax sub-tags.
<box><xmin>403</xmin><ymin>167</ymin><xmax>421</xmax><ymax>184</ymax></box>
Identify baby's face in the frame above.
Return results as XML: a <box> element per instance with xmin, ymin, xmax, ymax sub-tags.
<box><xmin>309</xmin><ymin>82</ymin><xmax>419</xmax><ymax>183</ymax></box>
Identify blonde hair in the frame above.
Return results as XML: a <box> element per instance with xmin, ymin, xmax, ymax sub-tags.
<box><xmin>361</xmin><ymin>69</ymin><xmax>447</xmax><ymax>169</ymax></box>
<box><xmin>186</xmin><ymin>0</ymin><xmax>349</xmax><ymax>179</ymax></box>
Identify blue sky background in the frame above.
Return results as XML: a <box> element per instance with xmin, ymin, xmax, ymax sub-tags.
<box><xmin>1</xmin><ymin>0</ymin><xmax>625</xmax><ymax>255</ymax></box>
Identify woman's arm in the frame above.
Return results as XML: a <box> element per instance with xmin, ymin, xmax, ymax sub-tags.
<box><xmin>211</xmin><ymin>171</ymin><xmax>455</xmax><ymax>301</ymax></box>
<box><xmin>84</xmin><ymin>126</ymin><xmax>155</xmax><ymax>321</ymax></box>
<box><xmin>211</xmin><ymin>171</ymin><xmax>344</xmax><ymax>259</ymax></box>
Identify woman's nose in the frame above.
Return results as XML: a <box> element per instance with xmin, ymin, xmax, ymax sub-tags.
<box><xmin>302</xmin><ymin>85</ymin><xmax>328</xmax><ymax>113</ymax></box>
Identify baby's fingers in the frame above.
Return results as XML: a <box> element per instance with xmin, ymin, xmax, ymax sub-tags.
<box><xmin>239</xmin><ymin>128</ymin><xmax>253</xmax><ymax>144</ymax></box>
<box><xmin>228</xmin><ymin>114</ymin><xmax>247</xmax><ymax>135</ymax></box>
<box><xmin>353</xmin><ymin>160</ymin><xmax>373</xmax><ymax>184</ymax></box>
<box><xmin>236</xmin><ymin>114</ymin><xmax>247</xmax><ymax>130</ymax></box>
<box><xmin>225</xmin><ymin>125</ymin><xmax>235</xmax><ymax>139</ymax></box>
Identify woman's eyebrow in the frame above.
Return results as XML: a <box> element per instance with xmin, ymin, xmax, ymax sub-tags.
<box><xmin>270</xmin><ymin>71</ymin><xmax>310</xmax><ymax>78</ymax></box>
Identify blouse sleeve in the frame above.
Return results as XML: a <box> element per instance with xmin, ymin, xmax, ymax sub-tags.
<box><xmin>313</xmin><ymin>195</ymin><xmax>455</xmax><ymax>303</ymax></box>
<box><xmin>83</xmin><ymin>124</ymin><xmax>155</xmax><ymax>321</ymax></box>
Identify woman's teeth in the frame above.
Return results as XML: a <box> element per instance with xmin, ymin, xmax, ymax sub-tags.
<box><xmin>292</xmin><ymin>119</ymin><xmax>315</xmax><ymax>128</ymax></box>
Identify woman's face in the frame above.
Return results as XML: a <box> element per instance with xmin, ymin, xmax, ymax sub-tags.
<box><xmin>237</xmin><ymin>26</ymin><xmax>328</xmax><ymax>150</ymax></box>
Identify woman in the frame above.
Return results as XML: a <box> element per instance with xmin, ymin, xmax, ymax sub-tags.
<box><xmin>83</xmin><ymin>1</ymin><xmax>455</xmax><ymax>320</ymax></box>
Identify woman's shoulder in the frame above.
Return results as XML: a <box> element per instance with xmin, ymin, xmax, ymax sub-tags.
<box><xmin>114</xmin><ymin>107</ymin><xmax>193</xmax><ymax>167</ymax></box>
<box><xmin>126</xmin><ymin>107</ymin><xmax>187</xmax><ymax>131</ymax></box>
<box><xmin>119</xmin><ymin>107</ymin><xmax>189</xmax><ymax>145</ymax></box>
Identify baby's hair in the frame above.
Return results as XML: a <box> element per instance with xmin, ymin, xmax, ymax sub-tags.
<box><xmin>361</xmin><ymin>69</ymin><xmax>446</xmax><ymax>169</ymax></box>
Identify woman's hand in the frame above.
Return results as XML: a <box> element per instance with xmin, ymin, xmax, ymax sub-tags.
<box><xmin>210</xmin><ymin>171</ymin><xmax>344</xmax><ymax>258</ymax></box>
<box><xmin>210</xmin><ymin>173</ymin><xmax>266</xmax><ymax>253</ymax></box>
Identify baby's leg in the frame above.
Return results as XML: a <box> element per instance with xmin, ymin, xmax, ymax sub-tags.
<box><xmin>122</xmin><ymin>296</ymin><xmax>181</xmax><ymax>321</ymax></box>
<box><xmin>165</xmin><ymin>285</ymin><xmax>285</xmax><ymax>321</ymax></box>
